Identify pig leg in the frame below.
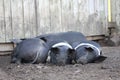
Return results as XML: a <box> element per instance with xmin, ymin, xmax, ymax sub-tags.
<box><xmin>11</xmin><ymin>57</ymin><xmax>21</xmax><ymax>64</ymax></box>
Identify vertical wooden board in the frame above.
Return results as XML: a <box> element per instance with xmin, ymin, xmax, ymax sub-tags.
<box><xmin>49</xmin><ymin>0</ymin><xmax>62</xmax><ymax>33</ymax></box>
<box><xmin>87</xmin><ymin>0</ymin><xmax>104</xmax><ymax>36</ymax></box>
<box><xmin>0</xmin><ymin>0</ymin><xmax>5</xmax><ymax>42</ymax></box>
<box><xmin>23</xmin><ymin>0</ymin><xmax>36</xmax><ymax>38</ymax></box>
<box><xmin>104</xmin><ymin>0</ymin><xmax>108</xmax><ymax>18</ymax></box>
<box><xmin>94</xmin><ymin>0</ymin><xmax>98</xmax><ymax>35</ymax></box>
<box><xmin>64</xmin><ymin>0</ymin><xmax>74</xmax><ymax>31</ymax></box>
<box><xmin>99</xmin><ymin>0</ymin><xmax>106</xmax><ymax>35</ymax></box>
<box><xmin>111</xmin><ymin>0</ymin><xmax>116</xmax><ymax>22</ymax></box>
<box><xmin>37</xmin><ymin>0</ymin><xmax>51</xmax><ymax>35</ymax></box>
<box><xmin>11</xmin><ymin>0</ymin><xmax>24</xmax><ymax>39</ymax></box>
<box><xmin>99</xmin><ymin>0</ymin><xmax>107</xmax><ymax>34</ymax></box>
<box><xmin>29</xmin><ymin>0</ymin><xmax>37</xmax><ymax>37</ymax></box>
<box><xmin>81</xmin><ymin>0</ymin><xmax>90</xmax><ymax>36</ymax></box>
<box><xmin>67</xmin><ymin>0</ymin><xmax>80</xmax><ymax>32</ymax></box>
<box><xmin>24</xmin><ymin>0</ymin><xmax>37</xmax><ymax>38</ymax></box>
<box><xmin>23</xmin><ymin>0</ymin><xmax>31</xmax><ymax>38</ymax></box>
<box><xmin>92</xmin><ymin>0</ymin><xmax>98</xmax><ymax>35</ymax></box>
<box><xmin>95</xmin><ymin>0</ymin><xmax>103</xmax><ymax>35</ymax></box>
<box><xmin>61</xmin><ymin>0</ymin><xmax>72</xmax><ymax>32</ymax></box>
<box><xmin>115</xmin><ymin>0</ymin><xmax>120</xmax><ymax>32</ymax></box>
<box><xmin>71</xmin><ymin>0</ymin><xmax>81</xmax><ymax>32</ymax></box>
<box><xmin>69</xmin><ymin>0</ymin><xmax>83</xmax><ymax>33</ymax></box>
<box><xmin>83</xmin><ymin>0</ymin><xmax>93</xmax><ymax>36</ymax></box>
<box><xmin>4</xmin><ymin>0</ymin><xmax>13</xmax><ymax>42</ymax></box>
<box><xmin>104</xmin><ymin>0</ymin><xmax>108</xmax><ymax>35</ymax></box>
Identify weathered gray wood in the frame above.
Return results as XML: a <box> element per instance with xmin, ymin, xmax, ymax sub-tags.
<box><xmin>104</xmin><ymin>0</ymin><xmax>108</xmax><ymax>35</ymax></box>
<box><xmin>67</xmin><ymin>0</ymin><xmax>79</xmax><ymax>31</ymax></box>
<box><xmin>4</xmin><ymin>0</ymin><xmax>13</xmax><ymax>42</ymax></box>
<box><xmin>0</xmin><ymin>52</ymin><xmax>12</xmax><ymax>56</ymax></box>
<box><xmin>23</xmin><ymin>0</ymin><xmax>37</xmax><ymax>38</ymax></box>
<box><xmin>36</xmin><ymin>0</ymin><xmax>51</xmax><ymax>35</ymax></box>
<box><xmin>49</xmin><ymin>0</ymin><xmax>62</xmax><ymax>33</ymax></box>
<box><xmin>86</xmin><ymin>0</ymin><xmax>107</xmax><ymax>36</ymax></box>
<box><xmin>86</xmin><ymin>35</ymin><xmax>105</xmax><ymax>41</ymax></box>
<box><xmin>0</xmin><ymin>0</ymin><xmax>117</xmax><ymax>42</ymax></box>
<box><xmin>11</xmin><ymin>0</ymin><xmax>24</xmax><ymax>39</ymax></box>
<box><xmin>61</xmin><ymin>0</ymin><xmax>72</xmax><ymax>32</ymax></box>
<box><xmin>110</xmin><ymin>0</ymin><xmax>120</xmax><ymax>34</ymax></box>
<box><xmin>99</xmin><ymin>0</ymin><xmax>107</xmax><ymax>35</ymax></box>
<box><xmin>115</xmin><ymin>0</ymin><xmax>120</xmax><ymax>32</ymax></box>
<box><xmin>23</xmin><ymin>0</ymin><xmax>31</xmax><ymax>38</ymax></box>
<box><xmin>101</xmin><ymin>0</ymin><xmax>107</xmax><ymax>35</ymax></box>
<box><xmin>81</xmin><ymin>0</ymin><xmax>91</xmax><ymax>36</ymax></box>
<box><xmin>29</xmin><ymin>0</ymin><xmax>37</xmax><ymax>37</ymax></box>
<box><xmin>0</xmin><ymin>0</ymin><xmax>5</xmax><ymax>42</ymax></box>
<box><xmin>0</xmin><ymin>43</ymin><xmax>13</xmax><ymax>52</ymax></box>
<box><xmin>94</xmin><ymin>0</ymin><xmax>103</xmax><ymax>35</ymax></box>
<box><xmin>71</xmin><ymin>0</ymin><xmax>81</xmax><ymax>32</ymax></box>
<box><xmin>111</xmin><ymin>0</ymin><xmax>116</xmax><ymax>22</ymax></box>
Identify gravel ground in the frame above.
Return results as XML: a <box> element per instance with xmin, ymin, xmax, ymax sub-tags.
<box><xmin>0</xmin><ymin>47</ymin><xmax>120</xmax><ymax>80</ymax></box>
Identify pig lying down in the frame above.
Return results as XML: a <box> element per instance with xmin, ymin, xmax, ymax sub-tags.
<box><xmin>72</xmin><ymin>41</ymin><xmax>107</xmax><ymax>64</ymax></box>
<box><xmin>37</xmin><ymin>31</ymin><xmax>107</xmax><ymax>65</ymax></box>
<box><xmin>11</xmin><ymin>38</ymin><xmax>49</xmax><ymax>64</ymax></box>
<box><xmin>11</xmin><ymin>38</ymin><xmax>75</xmax><ymax>65</ymax></box>
<box><xmin>36</xmin><ymin>31</ymin><xmax>86</xmax><ymax>45</ymax></box>
<box><xmin>49</xmin><ymin>42</ymin><xmax>76</xmax><ymax>65</ymax></box>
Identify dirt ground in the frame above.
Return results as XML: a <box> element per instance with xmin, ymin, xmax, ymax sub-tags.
<box><xmin>0</xmin><ymin>47</ymin><xmax>120</xmax><ymax>80</ymax></box>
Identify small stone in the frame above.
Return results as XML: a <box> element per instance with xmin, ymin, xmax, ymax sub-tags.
<box><xmin>17</xmin><ymin>65</ymin><xmax>20</xmax><ymax>68</ymax></box>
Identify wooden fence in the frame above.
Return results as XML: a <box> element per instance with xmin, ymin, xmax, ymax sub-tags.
<box><xmin>0</xmin><ymin>0</ymin><xmax>109</xmax><ymax>42</ymax></box>
<box><xmin>111</xmin><ymin>0</ymin><xmax>120</xmax><ymax>33</ymax></box>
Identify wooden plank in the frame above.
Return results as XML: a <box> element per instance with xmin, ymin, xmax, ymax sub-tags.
<box><xmin>86</xmin><ymin>0</ymin><xmax>105</xmax><ymax>36</ymax></box>
<box><xmin>36</xmin><ymin>0</ymin><xmax>51</xmax><ymax>35</ymax></box>
<box><xmin>0</xmin><ymin>52</ymin><xmax>12</xmax><ymax>56</ymax></box>
<box><xmin>86</xmin><ymin>35</ymin><xmax>105</xmax><ymax>41</ymax></box>
<box><xmin>66</xmin><ymin>0</ymin><xmax>79</xmax><ymax>31</ymax></box>
<box><xmin>0</xmin><ymin>0</ymin><xmax>5</xmax><ymax>42</ymax></box>
<box><xmin>71</xmin><ymin>0</ymin><xmax>81</xmax><ymax>32</ymax></box>
<box><xmin>11</xmin><ymin>0</ymin><xmax>24</xmax><ymax>39</ymax></box>
<box><xmin>92</xmin><ymin>0</ymin><xmax>99</xmax><ymax>35</ymax></box>
<box><xmin>78</xmin><ymin>0</ymin><xmax>84</xmax><ymax>34</ymax></box>
<box><xmin>49</xmin><ymin>0</ymin><xmax>62</xmax><ymax>33</ymax></box>
<box><xmin>111</xmin><ymin>0</ymin><xmax>116</xmax><ymax>22</ymax></box>
<box><xmin>0</xmin><ymin>43</ymin><xmax>13</xmax><ymax>52</ymax></box>
<box><xmin>23</xmin><ymin>0</ymin><xmax>31</xmax><ymax>38</ymax></box>
<box><xmin>50</xmin><ymin>0</ymin><xmax>63</xmax><ymax>32</ymax></box>
<box><xmin>115</xmin><ymin>0</ymin><xmax>120</xmax><ymax>32</ymax></box>
<box><xmin>101</xmin><ymin>0</ymin><xmax>107</xmax><ymax>34</ymax></box>
<box><xmin>83</xmin><ymin>0</ymin><xmax>94</xmax><ymax>36</ymax></box>
<box><xmin>61</xmin><ymin>0</ymin><xmax>71</xmax><ymax>32</ymax></box>
<box><xmin>83</xmin><ymin>0</ymin><xmax>89</xmax><ymax>35</ymax></box>
<box><xmin>95</xmin><ymin>0</ymin><xmax>103</xmax><ymax>34</ymax></box>
<box><xmin>29</xmin><ymin>0</ymin><xmax>37</xmax><ymax>37</ymax></box>
<box><xmin>4</xmin><ymin>0</ymin><xmax>13</xmax><ymax>42</ymax></box>
<box><xmin>23</xmin><ymin>0</ymin><xmax>37</xmax><ymax>38</ymax></box>
<box><xmin>99</xmin><ymin>0</ymin><xmax>107</xmax><ymax>35</ymax></box>
<box><xmin>104</xmin><ymin>0</ymin><xmax>108</xmax><ymax>35</ymax></box>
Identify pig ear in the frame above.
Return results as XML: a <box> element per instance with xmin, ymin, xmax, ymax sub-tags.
<box><xmin>85</xmin><ymin>47</ymin><xmax>94</xmax><ymax>52</ymax></box>
<box><xmin>51</xmin><ymin>47</ymin><xmax>59</xmax><ymax>54</ymax></box>
<box><xmin>93</xmin><ymin>56</ymin><xmax>107</xmax><ymax>63</ymax></box>
<box><xmin>40</xmin><ymin>37</ymin><xmax>47</xmax><ymax>42</ymax></box>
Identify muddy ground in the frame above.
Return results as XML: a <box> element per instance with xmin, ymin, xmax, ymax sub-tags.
<box><xmin>0</xmin><ymin>47</ymin><xmax>120</xmax><ymax>80</ymax></box>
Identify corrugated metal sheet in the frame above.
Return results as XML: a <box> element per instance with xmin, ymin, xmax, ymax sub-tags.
<box><xmin>0</xmin><ymin>0</ymin><xmax>108</xmax><ymax>42</ymax></box>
